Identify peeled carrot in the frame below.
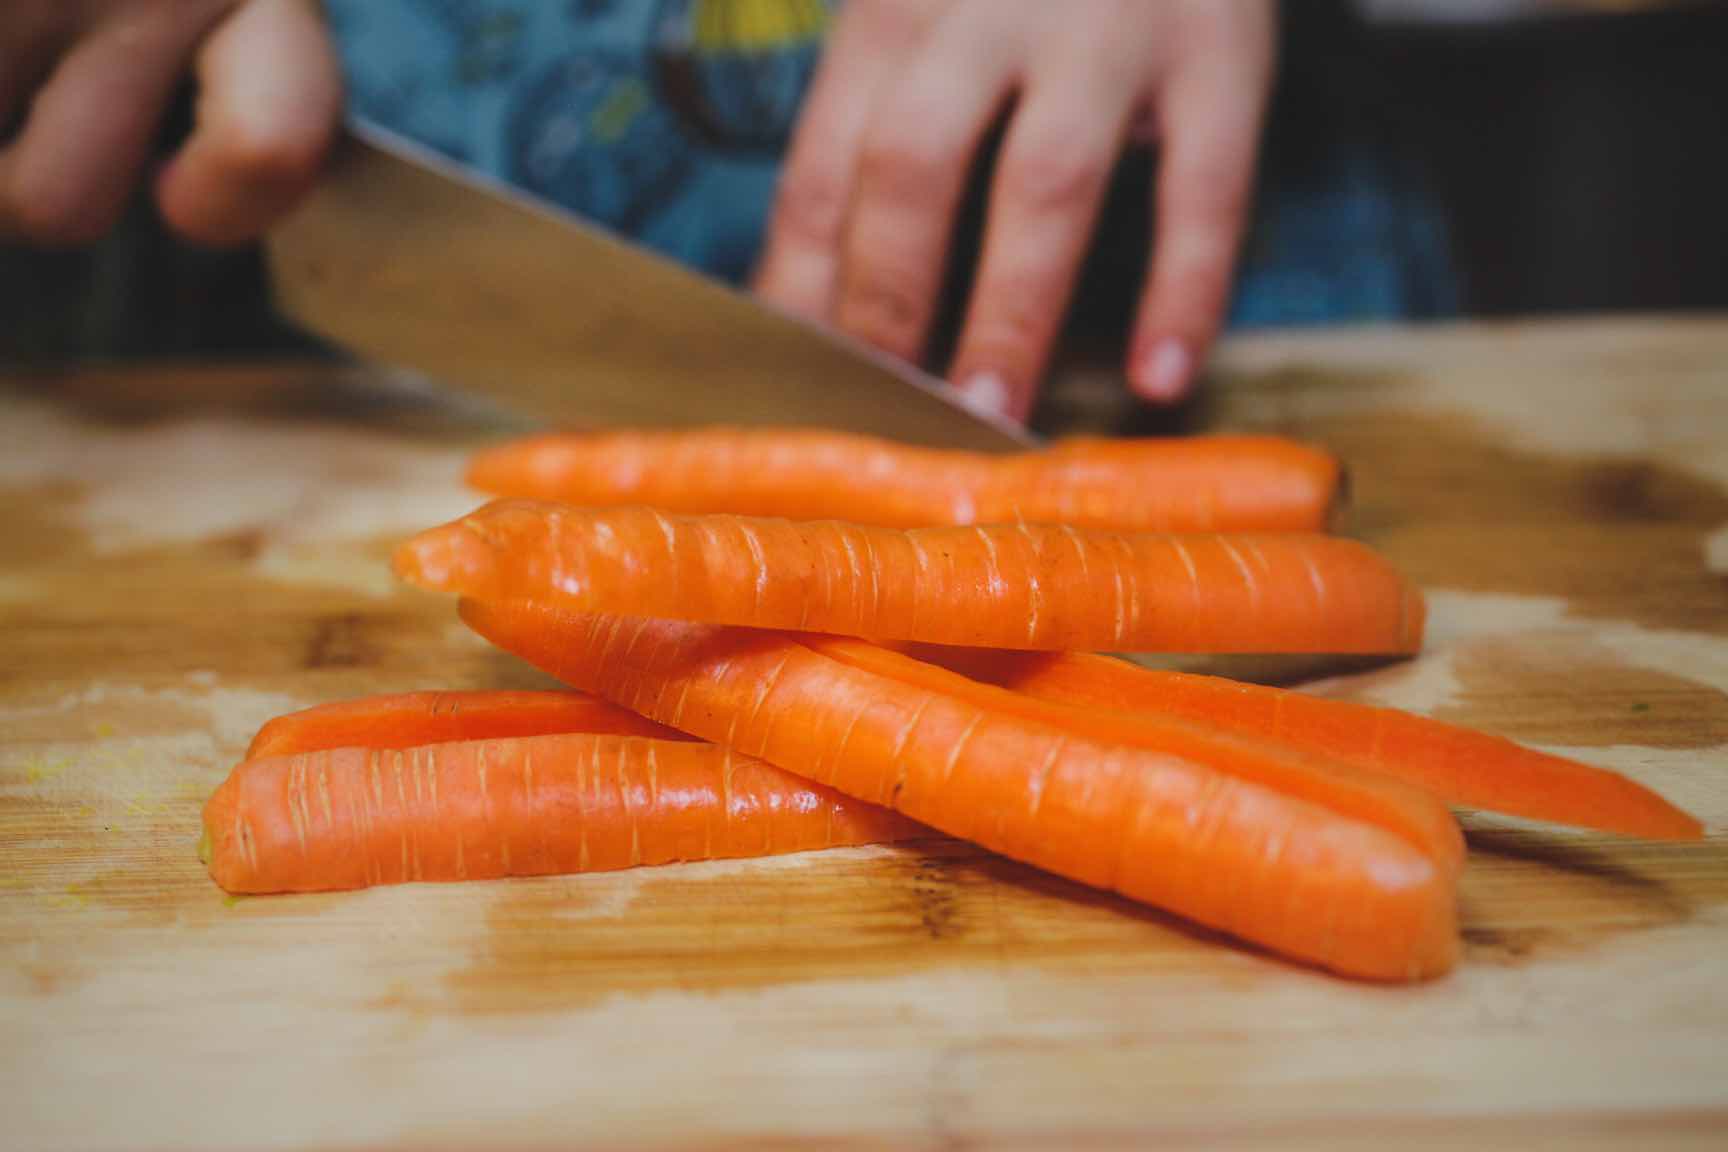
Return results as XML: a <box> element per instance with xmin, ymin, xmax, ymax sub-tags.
<box><xmin>915</xmin><ymin>649</ymin><xmax>1706</xmax><ymax>841</ymax></box>
<box><xmin>247</xmin><ymin>689</ymin><xmax>688</xmax><ymax>760</ymax></box>
<box><xmin>203</xmin><ymin>733</ymin><xmax>924</xmax><ymax>894</ymax></box>
<box><xmin>804</xmin><ymin>636</ymin><xmax>1464</xmax><ymax>870</ymax></box>
<box><xmin>397</xmin><ymin>501</ymin><xmax>1425</xmax><ymax>655</ymax></box>
<box><xmin>466</xmin><ymin>428</ymin><xmax>1342</xmax><ymax>532</ymax></box>
<box><xmin>460</xmin><ymin>599</ymin><xmax>1460</xmax><ymax>982</ymax></box>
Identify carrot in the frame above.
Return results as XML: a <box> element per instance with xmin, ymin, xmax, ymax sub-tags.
<box><xmin>203</xmin><ymin>733</ymin><xmax>924</xmax><ymax>894</ymax></box>
<box><xmin>466</xmin><ymin>428</ymin><xmax>1342</xmax><ymax>533</ymax></box>
<box><xmin>803</xmin><ymin>636</ymin><xmax>1464</xmax><ymax>870</ymax></box>
<box><xmin>459</xmin><ymin>599</ymin><xmax>1460</xmax><ymax>982</ymax></box>
<box><xmin>247</xmin><ymin>689</ymin><xmax>689</xmax><ymax>760</ymax></box>
<box><xmin>914</xmin><ymin>649</ymin><xmax>1706</xmax><ymax>841</ymax></box>
<box><xmin>396</xmin><ymin>501</ymin><xmax>1425</xmax><ymax>655</ymax></box>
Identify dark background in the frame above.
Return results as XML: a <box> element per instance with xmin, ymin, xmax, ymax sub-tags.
<box><xmin>2</xmin><ymin>1</ymin><xmax>1725</xmax><ymax>369</ymax></box>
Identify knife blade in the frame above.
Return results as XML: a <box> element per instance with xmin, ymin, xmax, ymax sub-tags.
<box><xmin>266</xmin><ymin>120</ymin><xmax>1033</xmax><ymax>451</ymax></box>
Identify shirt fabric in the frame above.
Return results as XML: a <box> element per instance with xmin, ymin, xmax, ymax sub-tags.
<box><xmin>324</xmin><ymin>0</ymin><xmax>1457</xmax><ymax>328</ymax></box>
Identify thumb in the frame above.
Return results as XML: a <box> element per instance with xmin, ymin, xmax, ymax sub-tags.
<box><xmin>156</xmin><ymin>0</ymin><xmax>342</xmax><ymax>247</ymax></box>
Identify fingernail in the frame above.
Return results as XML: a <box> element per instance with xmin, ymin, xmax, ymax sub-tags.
<box><xmin>1137</xmin><ymin>339</ymin><xmax>1192</xmax><ymax>403</ymax></box>
<box><xmin>956</xmin><ymin>371</ymin><xmax>1013</xmax><ymax>420</ymax></box>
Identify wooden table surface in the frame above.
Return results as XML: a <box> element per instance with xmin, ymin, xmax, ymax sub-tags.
<box><xmin>3</xmin><ymin>316</ymin><xmax>1726</xmax><ymax>1150</ymax></box>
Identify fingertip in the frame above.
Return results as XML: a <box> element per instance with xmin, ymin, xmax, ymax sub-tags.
<box><xmin>1130</xmin><ymin>337</ymin><xmax>1193</xmax><ymax>405</ymax></box>
<box><xmin>956</xmin><ymin>370</ymin><xmax>1014</xmax><ymax>420</ymax></box>
<box><xmin>155</xmin><ymin>117</ymin><xmax>332</xmax><ymax>247</ymax></box>
<box><xmin>954</xmin><ymin>368</ymin><xmax>1038</xmax><ymax>427</ymax></box>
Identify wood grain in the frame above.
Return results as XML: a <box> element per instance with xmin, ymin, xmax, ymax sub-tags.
<box><xmin>3</xmin><ymin>317</ymin><xmax>1726</xmax><ymax>1150</ymax></box>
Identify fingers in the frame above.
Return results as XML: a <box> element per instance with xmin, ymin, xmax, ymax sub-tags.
<box><xmin>156</xmin><ymin>0</ymin><xmax>342</xmax><ymax>247</ymax></box>
<box><xmin>0</xmin><ymin>5</ymin><xmax>71</xmax><ymax>139</ymax></box>
<box><xmin>1129</xmin><ymin>12</ymin><xmax>1274</xmax><ymax>405</ymax></box>
<box><xmin>753</xmin><ymin>0</ymin><xmax>932</xmax><ymax>320</ymax></box>
<box><xmin>831</xmin><ymin>18</ymin><xmax>1019</xmax><ymax>368</ymax></box>
<box><xmin>0</xmin><ymin>3</ymin><xmax>226</xmax><ymax>246</ymax></box>
<box><xmin>947</xmin><ymin>73</ymin><xmax>1133</xmax><ymax>423</ymax></box>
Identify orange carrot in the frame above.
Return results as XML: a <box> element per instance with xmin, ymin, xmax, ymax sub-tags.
<box><xmin>397</xmin><ymin>501</ymin><xmax>1425</xmax><ymax>654</ymax></box>
<box><xmin>203</xmin><ymin>733</ymin><xmax>924</xmax><ymax>894</ymax></box>
<box><xmin>247</xmin><ymin>689</ymin><xmax>688</xmax><ymax>760</ymax></box>
<box><xmin>914</xmin><ymin>648</ymin><xmax>1705</xmax><ymax>841</ymax></box>
<box><xmin>460</xmin><ymin>599</ymin><xmax>1460</xmax><ymax>982</ymax></box>
<box><xmin>804</xmin><ymin>635</ymin><xmax>1464</xmax><ymax>870</ymax></box>
<box><xmin>466</xmin><ymin>428</ymin><xmax>1342</xmax><ymax>532</ymax></box>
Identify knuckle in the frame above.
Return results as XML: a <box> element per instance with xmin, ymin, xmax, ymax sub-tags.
<box><xmin>772</xmin><ymin>164</ymin><xmax>850</xmax><ymax>246</ymax></box>
<box><xmin>840</xmin><ymin>260</ymin><xmax>932</xmax><ymax>351</ymax></box>
<box><xmin>843</xmin><ymin>0</ymin><xmax>939</xmax><ymax>46</ymax></box>
<box><xmin>965</xmin><ymin>284</ymin><xmax>1057</xmax><ymax>361</ymax></box>
<box><xmin>1167</xmin><ymin>157</ymin><xmax>1253</xmax><ymax>220</ymax></box>
<box><xmin>860</xmin><ymin>120</ymin><xmax>961</xmax><ymax>202</ymax></box>
<box><xmin>1001</xmin><ymin>138</ymin><xmax>1109</xmax><ymax>216</ymax></box>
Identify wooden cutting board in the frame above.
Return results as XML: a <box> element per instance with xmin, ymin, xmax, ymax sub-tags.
<box><xmin>3</xmin><ymin>317</ymin><xmax>1725</xmax><ymax>1151</ymax></box>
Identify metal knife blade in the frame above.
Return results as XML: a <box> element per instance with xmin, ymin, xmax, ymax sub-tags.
<box><xmin>266</xmin><ymin>121</ymin><xmax>1033</xmax><ymax>451</ymax></box>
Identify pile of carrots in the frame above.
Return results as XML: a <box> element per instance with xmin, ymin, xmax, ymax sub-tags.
<box><xmin>202</xmin><ymin>428</ymin><xmax>1703</xmax><ymax>983</ymax></box>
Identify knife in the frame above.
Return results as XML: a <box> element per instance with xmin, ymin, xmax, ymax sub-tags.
<box><xmin>266</xmin><ymin>120</ymin><xmax>1033</xmax><ymax>451</ymax></box>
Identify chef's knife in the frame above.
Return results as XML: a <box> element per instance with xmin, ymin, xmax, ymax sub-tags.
<box><xmin>266</xmin><ymin>120</ymin><xmax>1032</xmax><ymax>451</ymax></box>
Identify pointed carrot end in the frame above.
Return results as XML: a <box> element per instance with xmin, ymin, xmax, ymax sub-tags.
<box><xmin>1532</xmin><ymin>766</ymin><xmax>1707</xmax><ymax>842</ymax></box>
<box><xmin>1638</xmin><ymin>808</ymin><xmax>1707</xmax><ymax>842</ymax></box>
<box><xmin>456</xmin><ymin>597</ymin><xmax>528</xmax><ymax>658</ymax></box>
<box><xmin>455</xmin><ymin>596</ymin><xmax>494</xmax><ymax>638</ymax></box>
<box><xmin>393</xmin><ymin>520</ymin><xmax>498</xmax><ymax>598</ymax></box>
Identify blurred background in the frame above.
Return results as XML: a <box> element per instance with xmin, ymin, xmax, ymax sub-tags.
<box><xmin>2</xmin><ymin>0</ymin><xmax>1725</xmax><ymax>372</ymax></box>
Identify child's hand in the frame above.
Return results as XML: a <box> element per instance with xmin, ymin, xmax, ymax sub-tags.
<box><xmin>0</xmin><ymin>0</ymin><xmax>340</xmax><ymax>247</ymax></box>
<box><xmin>754</xmin><ymin>0</ymin><xmax>1276</xmax><ymax>420</ymax></box>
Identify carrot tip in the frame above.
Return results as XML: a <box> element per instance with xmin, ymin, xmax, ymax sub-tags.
<box><xmin>1655</xmin><ymin>815</ymin><xmax>1707</xmax><ymax>841</ymax></box>
<box><xmin>394</xmin><ymin>520</ymin><xmax>496</xmax><ymax>594</ymax></box>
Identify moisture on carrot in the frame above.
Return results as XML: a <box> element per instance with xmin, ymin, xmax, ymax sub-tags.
<box><xmin>397</xmin><ymin>501</ymin><xmax>1425</xmax><ymax>655</ymax></box>
<box><xmin>914</xmin><ymin>648</ymin><xmax>1706</xmax><ymax>841</ymax></box>
<box><xmin>459</xmin><ymin>598</ymin><xmax>1461</xmax><ymax>983</ymax></box>
<box><xmin>466</xmin><ymin>427</ymin><xmax>1342</xmax><ymax>532</ymax></box>
<box><xmin>247</xmin><ymin>689</ymin><xmax>689</xmax><ymax>760</ymax></box>
<box><xmin>203</xmin><ymin>733</ymin><xmax>924</xmax><ymax>894</ymax></box>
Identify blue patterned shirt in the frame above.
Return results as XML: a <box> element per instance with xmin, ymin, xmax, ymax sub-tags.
<box><xmin>324</xmin><ymin>0</ymin><xmax>1456</xmax><ymax>327</ymax></box>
